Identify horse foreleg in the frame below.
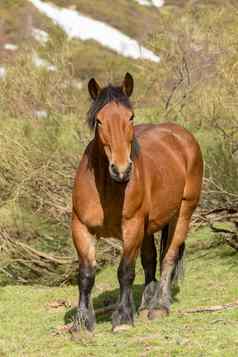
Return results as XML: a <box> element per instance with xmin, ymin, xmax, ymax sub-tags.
<box><xmin>112</xmin><ymin>256</ymin><xmax>136</xmax><ymax>331</ymax></box>
<box><xmin>71</xmin><ymin>213</ymin><xmax>96</xmax><ymax>332</ymax></box>
<box><xmin>112</xmin><ymin>220</ymin><xmax>143</xmax><ymax>331</ymax></box>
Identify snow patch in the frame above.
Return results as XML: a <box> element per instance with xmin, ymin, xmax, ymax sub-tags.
<box><xmin>0</xmin><ymin>67</ymin><xmax>6</xmax><ymax>79</ymax></box>
<box><xmin>71</xmin><ymin>79</ymin><xmax>83</xmax><ymax>90</ymax></box>
<box><xmin>32</xmin><ymin>28</ymin><xmax>49</xmax><ymax>44</ymax></box>
<box><xmin>135</xmin><ymin>0</ymin><xmax>164</xmax><ymax>7</ymax></box>
<box><xmin>34</xmin><ymin>110</ymin><xmax>48</xmax><ymax>118</ymax></box>
<box><xmin>30</xmin><ymin>0</ymin><xmax>160</xmax><ymax>63</ymax></box>
<box><xmin>4</xmin><ymin>43</ymin><xmax>18</xmax><ymax>51</ymax></box>
<box><xmin>32</xmin><ymin>53</ymin><xmax>57</xmax><ymax>71</ymax></box>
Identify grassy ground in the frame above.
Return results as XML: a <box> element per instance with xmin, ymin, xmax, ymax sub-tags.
<box><xmin>0</xmin><ymin>228</ymin><xmax>237</xmax><ymax>357</ymax></box>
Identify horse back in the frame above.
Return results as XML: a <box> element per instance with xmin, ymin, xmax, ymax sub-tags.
<box><xmin>135</xmin><ymin>122</ymin><xmax>202</xmax><ymax>175</ymax></box>
<box><xmin>134</xmin><ymin>123</ymin><xmax>203</xmax><ymax>230</ymax></box>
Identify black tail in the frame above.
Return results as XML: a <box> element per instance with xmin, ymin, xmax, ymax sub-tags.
<box><xmin>160</xmin><ymin>224</ymin><xmax>185</xmax><ymax>286</ymax></box>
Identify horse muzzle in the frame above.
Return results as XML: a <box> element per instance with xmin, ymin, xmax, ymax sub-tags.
<box><xmin>109</xmin><ymin>161</ymin><xmax>132</xmax><ymax>183</ymax></box>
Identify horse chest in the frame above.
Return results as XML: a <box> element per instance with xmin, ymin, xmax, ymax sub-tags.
<box><xmin>94</xmin><ymin>182</ymin><xmax>142</xmax><ymax>239</ymax></box>
<box><xmin>95</xmin><ymin>187</ymin><xmax>123</xmax><ymax>238</ymax></box>
<box><xmin>75</xmin><ymin>159</ymin><xmax>145</xmax><ymax>239</ymax></box>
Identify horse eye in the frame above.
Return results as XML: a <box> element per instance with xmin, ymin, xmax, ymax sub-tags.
<box><xmin>129</xmin><ymin>114</ymin><xmax>134</xmax><ymax>121</ymax></box>
<box><xmin>96</xmin><ymin>119</ymin><xmax>102</xmax><ymax>127</ymax></box>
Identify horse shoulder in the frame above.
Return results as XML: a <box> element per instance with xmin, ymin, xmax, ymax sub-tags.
<box><xmin>122</xmin><ymin>157</ymin><xmax>148</xmax><ymax>220</ymax></box>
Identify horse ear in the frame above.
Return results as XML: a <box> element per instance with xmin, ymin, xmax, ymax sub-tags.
<box><xmin>88</xmin><ymin>78</ymin><xmax>101</xmax><ymax>100</ymax></box>
<box><xmin>122</xmin><ymin>72</ymin><xmax>134</xmax><ymax>97</ymax></box>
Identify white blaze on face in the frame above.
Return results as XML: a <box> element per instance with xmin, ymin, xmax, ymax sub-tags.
<box><xmin>30</xmin><ymin>0</ymin><xmax>160</xmax><ymax>63</ymax></box>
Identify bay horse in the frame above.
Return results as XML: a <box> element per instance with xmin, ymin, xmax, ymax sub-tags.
<box><xmin>71</xmin><ymin>73</ymin><xmax>203</xmax><ymax>333</ymax></box>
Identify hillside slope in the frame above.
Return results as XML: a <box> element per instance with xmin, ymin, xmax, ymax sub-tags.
<box><xmin>0</xmin><ymin>0</ymin><xmax>237</xmax><ymax>283</ymax></box>
<box><xmin>0</xmin><ymin>229</ymin><xmax>238</xmax><ymax>356</ymax></box>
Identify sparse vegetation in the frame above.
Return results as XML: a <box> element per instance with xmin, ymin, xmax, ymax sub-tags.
<box><xmin>0</xmin><ymin>229</ymin><xmax>238</xmax><ymax>356</ymax></box>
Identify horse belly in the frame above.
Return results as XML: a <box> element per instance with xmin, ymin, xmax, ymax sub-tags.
<box><xmin>148</xmin><ymin>205</ymin><xmax>180</xmax><ymax>233</ymax></box>
<box><xmin>147</xmin><ymin>176</ymin><xmax>185</xmax><ymax>233</ymax></box>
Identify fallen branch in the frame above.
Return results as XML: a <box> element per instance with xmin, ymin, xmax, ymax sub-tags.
<box><xmin>180</xmin><ymin>300</ymin><xmax>238</xmax><ymax>314</ymax></box>
<box><xmin>93</xmin><ymin>301</ymin><xmax>238</xmax><ymax>316</ymax></box>
<box><xmin>208</xmin><ymin>223</ymin><xmax>238</xmax><ymax>251</ymax></box>
<box><xmin>95</xmin><ymin>304</ymin><xmax>117</xmax><ymax>316</ymax></box>
<box><xmin>0</xmin><ymin>229</ymin><xmax>122</xmax><ymax>284</ymax></box>
<box><xmin>52</xmin><ymin>300</ymin><xmax>238</xmax><ymax>335</ymax></box>
<box><xmin>224</xmin><ymin>237</ymin><xmax>238</xmax><ymax>251</ymax></box>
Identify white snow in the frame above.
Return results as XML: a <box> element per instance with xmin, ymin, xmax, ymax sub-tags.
<box><xmin>136</xmin><ymin>0</ymin><xmax>151</xmax><ymax>5</ymax></box>
<box><xmin>71</xmin><ymin>79</ymin><xmax>83</xmax><ymax>90</ymax></box>
<box><xmin>32</xmin><ymin>52</ymin><xmax>57</xmax><ymax>71</ymax></box>
<box><xmin>30</xmin><ymin>0</ymin><xmax>160</xmax><ymax>63</ymax></box>
<box><xmin>32</xmin><ymin>28</ymin><xmax>49</xmax><ymax>44</ymax></box>
<box><xmin>135</xmin><ymin>0</ymin><xmax>164</xmax><ymax>7</ymax></box>
<box><xmin>4</xmin><ymin>43</ymin><xmax>18</xmax><ymax>51</ymax></box>
<box><xmin>34</xmin><ymin>110</ymin><xmax>48</xmax><ymax>118</ymax></box>
<box><xmin>0</xmin><ymin>67</ymin><xmax>6</xmax><ymax>79</ymax></box>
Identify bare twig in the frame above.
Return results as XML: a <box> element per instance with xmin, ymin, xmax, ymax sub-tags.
<box><xmin>93</xmin><ymin>300</ymin><xmax>238</xmax><ymax>317</ymax></box>
<box><xmin>180</xmin><ymin>301</ymin><xmax>238</xmax><ymax>314</ymax></box>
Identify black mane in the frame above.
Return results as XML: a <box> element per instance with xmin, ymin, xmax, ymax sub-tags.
<box><xmin>87</xmin><ymin>85</ymin><xmax>132</xmax><ymax>129</ymax></box>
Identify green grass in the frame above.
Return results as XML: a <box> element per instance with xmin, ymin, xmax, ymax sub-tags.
<box><xmin>0</xmin><ymin>228</ymin><xmax>237</xmax><ymax>357</ymax></box>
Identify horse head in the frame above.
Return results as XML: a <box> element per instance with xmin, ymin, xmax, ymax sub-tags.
<box><xmin>87</xmin><ymin>73</ymin><xmax>139</xmax><ymax>182</ymax></box>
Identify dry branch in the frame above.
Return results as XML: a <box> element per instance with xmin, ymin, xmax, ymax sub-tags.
<box><xmin>52</xmin><ymin>299</ymin><xmax>238</xmax><ymax>336</ymax></box>
<box><xmin>93</xmin><ymin>301</ymin><xmax>238</xmax><ymax>317</ymax></box>
<box><xmin>0</xmin><ymin>229</ymin><xmax>122</xmax><ymax>285</ymax></box>
<box><xmin>95</xmin><ymin>304</ymin><xmax>117</xmax><ymax>316</ymax></box>
<box><xmin>180</xmin><ymin>300</ymin><xmax>238</xmax><ymax>314</ymax></box>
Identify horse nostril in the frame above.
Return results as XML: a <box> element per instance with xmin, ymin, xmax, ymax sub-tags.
<box><xmin>111</xmin><ymin>163</ymin><xmax>119</xmax><ymax>175</ymax></box>
<box><xmin>110</xmin><ymin>162</ymin><xmax>132</xmax><ymax>181</ymax></box>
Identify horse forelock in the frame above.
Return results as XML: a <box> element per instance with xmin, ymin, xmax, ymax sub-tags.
<box><xmin>87</xmin><ymin>85</ymin><xmax>132</xmax><ymax>130</ymax></box>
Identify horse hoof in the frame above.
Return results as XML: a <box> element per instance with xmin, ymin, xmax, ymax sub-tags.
<box><xmin>138</xmin><ymin>309</ymin><xmax>149</xmax><ymax>320</ymax></box>
<box><xmin>70</xmin><ymin>327</ymin><xmax>93</xmax><ymax>342</ymax></box>
<box><xmin>70</xmin><ymin>329</ymin><xmax>82</xmax><ymax>341</ymax></box>
<box><xmin>148</xmin><ymin>308</ymin><xmax>169</xmax><ymax>320</ymax></box>
<box><xmin>112</xmin><ymin>324</ymin><xmax>132</xmax><ymax>333</ymax></box>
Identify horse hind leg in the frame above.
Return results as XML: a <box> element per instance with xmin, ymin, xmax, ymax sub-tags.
<box><xmin>160</xmin><ymin>223</ymin><xmax>185</xmax><ymax>293</ymax></box>
<box><xmin>148</xmin><ymin>200</ymin><xmax>195</xmax><ymax>320</ymax></box>
<box><xmin>141</xmin><ymin>234</ymin><xmax>157</xmax><ymax>286</ymax></box>
<box><xmin>139</xmin><ymin>234</ymin><xmax>158</xmax><ymax>318</ymax></box>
